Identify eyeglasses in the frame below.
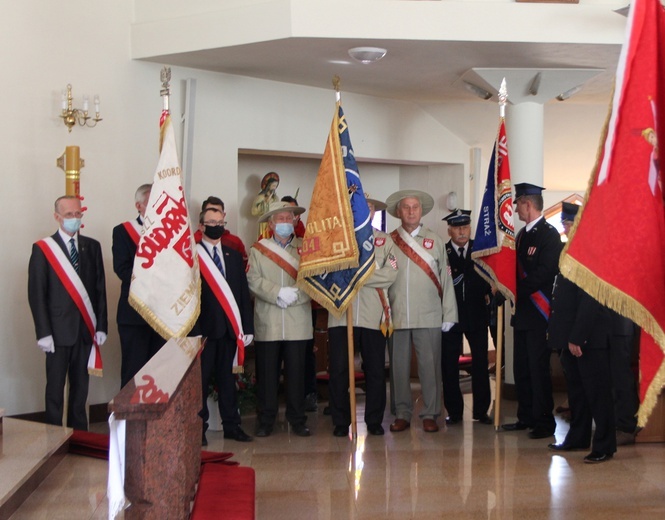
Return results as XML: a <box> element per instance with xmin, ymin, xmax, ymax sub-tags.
<box><xmin>59</xmin><ymin>212</ymin><xmax>84</xmax><ymax>219</ymax></box>
<box><xmin>203</xmin><ymin>220</ymin><xmax>225</xmax><ymax>227</ymax></box>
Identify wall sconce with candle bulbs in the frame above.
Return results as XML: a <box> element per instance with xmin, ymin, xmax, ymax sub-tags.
<box><xmin>60</xmin><ymin>84</ymin><xmax>102</xmax><ymax>132</ymax></box>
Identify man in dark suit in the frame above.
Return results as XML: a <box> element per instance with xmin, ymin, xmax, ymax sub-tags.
<box><xmin>502</xmin><ymin>183</ymin><xmax>562</xmax><ymax>439</ymax></box>
<box><xmin>548</xmin><ymin>276</ymin><xmax>614</xmax><ymax>462</ymax></box>
<box><xmin>196</xmin><ymin>207</ymin><xmax>254</xmax><ymax>444</ymax></box>
<box><xmin>441</xmin><ymin>209</ymin><xmax>493</xmax><ymax>425</ymax></box>
<box><xmin>28</xmin><ymin>195</ymin><xmax>108</xmax><ymax>431</ymax></box>
<box><xmin>112</xmin><ymin>184</ymin><xmax>165</xmax><ymax>388</ymax></box>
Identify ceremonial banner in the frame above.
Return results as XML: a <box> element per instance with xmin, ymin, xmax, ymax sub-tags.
<box><xmin>297</xmin><ymin>103</ymin><xmax>375</xmax><ymax>318</ymax></box>
<box><xmin>560</xmin><ymin>0</ymin><xmax>665</xmax><ymax>426</ymax></box>
<box><xmin>129</xmin><ymin>113</ymin><xmax>200</xmax><ymax>338</ymax></box>
<box><xmin>472</xmin><ymin>119</ymin><xmax>516</xmax><ymax>307</ymax></box>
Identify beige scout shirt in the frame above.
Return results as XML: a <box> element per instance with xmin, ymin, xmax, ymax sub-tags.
<box><xmin>328</xmin><ymin>230</ymin><xmax>398</xmax><ymax>330</ymax></box>
<box><xmin>247</xmin><ymin>237</ymin><xmax>313</xmax><ymax>342</ymax></box>
<box><xmin>388</xmin><ymin>225</ymin><xmax>458</xmax><ymax>329</ymax></box>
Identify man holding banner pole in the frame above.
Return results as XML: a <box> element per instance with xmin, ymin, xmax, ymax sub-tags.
<box><xmin>327</xmin><ymin>197</ymin><xmax>398</xmax><ymax>437</ymax></box>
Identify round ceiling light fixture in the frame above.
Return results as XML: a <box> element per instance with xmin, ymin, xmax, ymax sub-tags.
<box><xmin>348</xmin><ymin>47</ymin><xmax>387</xmax><ymax>64</ymax></box>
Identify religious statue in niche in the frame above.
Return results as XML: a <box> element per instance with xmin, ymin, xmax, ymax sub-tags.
<box><xmin>251</xmin><ymin>171</ymin><xmax>280</xmax><ymax>239</ymax></box>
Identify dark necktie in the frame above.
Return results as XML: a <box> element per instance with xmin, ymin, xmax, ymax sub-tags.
<box><xmin>459</xmin><ymin>246</ymin><xmax>465</xmax><ymax>259</ymax></box>
<box><xmin>69</xmin><ymin>238</ymin><xmax>79</xmax><ymax>273</ymax></box>
<box><xmin>212</xmin><ymin>246</ymin><xmax>225</xmax><ymax>277</ymax></box>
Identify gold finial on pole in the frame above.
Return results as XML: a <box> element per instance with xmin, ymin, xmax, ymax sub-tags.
<box><xmin>333</xmin><ymin>76</ymin><xmax>341</xmax><ymax>103</ymax></box>
<box><xmin>56</xmin><ymin>145</ymin><xmax>85</xmax><ymax>196</ymax></box>
<box><xmin>160</xmin><ymin>66</ymin><xmax>171</xmax><ymax>114</ymax></box>
<box><xmin>499</xmin><ymin>78</ymin><xmax>508</xmax><ymax>118</ymax></box>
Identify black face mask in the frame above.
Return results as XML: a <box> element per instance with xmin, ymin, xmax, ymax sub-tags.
<box><xmin>204</xmin><ymin>225</ymin><xmax>225</xmax><ymax>240</ymax></box>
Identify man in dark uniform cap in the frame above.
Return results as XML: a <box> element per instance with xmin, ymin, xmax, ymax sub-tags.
<box><xmin>441</xmin><ymin>209</ymin><xmax>493</xmax><ymax>425</ymax></box>
<box><xmin>502</xmin><ymin>183</ymin><xmax>562</xmax><ymax>439</ymax></box>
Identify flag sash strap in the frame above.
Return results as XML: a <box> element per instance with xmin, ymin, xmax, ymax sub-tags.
<box><xmin>122</xmin><ymin>220</ymin><xmax>141</xmax><ymax>246</ymax></box>
<box><xmin>517</xmin><ymin>259</ymin><xmax>551</xmax><ymax>321</ymax></box>
<box><xmin>252</xmin><ymin>239</ymin><xmax>299</xmax><ymax>280</ymax></box>
<box><xmin>197</xmin><ymin>244</ymin><xmax>245</xmax><ymax>350</ymax></box>
<box><xmin>391</xmin><ymin>228</ymin><xmax>443</xmax><ymax>300</ymax></box>
<box><xmin>376</xmin><ymin>288</ymin><xmax>393</xmax><ymax>337</ymax></box>
<box><xmin>36</xmin><ymin>237</ymin><xmax>102</xmax><ymax>375</ymax></box>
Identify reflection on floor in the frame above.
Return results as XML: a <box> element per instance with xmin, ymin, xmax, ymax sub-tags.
<box><xmin>8</xmin><ymin>385</ymin><xmax>665</xmax><ymax>519</ymax></box>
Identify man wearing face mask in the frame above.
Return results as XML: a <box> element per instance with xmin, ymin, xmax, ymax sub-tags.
<box><xmin>193</xmin><ymin>196</ymin><xmax>248</xmax><ymax>268</ymax></box>
<box><xmin>196</xmin><ymin>207</ymin><xmax>254</xmax><ymax>445</ymax></box>
<box><xmin>247</xmin><ymin>201</ymin><xmax>312</xmax><ymax>437</ymax></box>
<box><xmin>112</xmin><ymin>184</ymin><xmax>165</xmax><ymax>388</ymax></box>
<box><xmin>28</xmin><ymin>195</ymin><xmax>108</xmax><ymax>430</ymax></box>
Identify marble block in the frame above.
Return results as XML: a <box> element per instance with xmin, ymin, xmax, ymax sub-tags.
<box><xmin>109</xmin><ymin>337</ymin><xmax>202</xmax><ymax>520</ymax></box>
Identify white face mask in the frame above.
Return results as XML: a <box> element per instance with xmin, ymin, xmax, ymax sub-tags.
<box><xmin>62</xmin><ymin>218</ymin><xmax>81</xmax><ymax>234</ymax></box>
<box><xmin>274</xmin><ymin>223</ymin><xmax>294</xmax><ymax>238</ymax></box>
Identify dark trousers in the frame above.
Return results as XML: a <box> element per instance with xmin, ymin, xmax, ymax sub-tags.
<box><xmin>304</xmin><ymin>339</ymin><xmax>317</xmax><ymax>396</ymax></box>
<box><xmin>118</xmin><ymin>323</ymin><xmax>166</xmax><ymax>388</ymax></box>
<box><xmin>441</xmin><ymin>328</ymin><xmax>491</xmax><ymax>419</ymax></box>
<box><xmin>45</xmin><ymin>333</ymin><xmax>92</xmax><ymax>431</ymax></box>
<box><xmin>513</xmin><ymin>328</ymin><xmax>555</xmax><ymax>431</ymax></box>
<box><xmin>560</xmin><ymin>347</ymin><xmax>616</xmax><ymax>454</ymax></box>
<box><xmin>199</xmin><ymin>336</ymin><xmax>241</xmax><ymax>433</ymax></box>
<box><xmin>328</xmin><ymin>326</ymin><xmax>387</xmax><ymax>427</ymax></box>
<box><xmin>609</xmin><ymin>333</ymin><xmax>639</xmax><ymax>433</ymax></box>
<box><xmin>255</xmin><ymin>340</ymin><xmax>307</xmax><ymax>428</ymax></box>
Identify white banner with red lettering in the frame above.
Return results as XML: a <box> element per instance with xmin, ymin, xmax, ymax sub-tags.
<box><xmin>128</xmin><ymin>115</ymin><xmax>200</xmax><ymax>338</ymax></box>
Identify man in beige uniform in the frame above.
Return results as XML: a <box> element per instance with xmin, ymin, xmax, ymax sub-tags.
<box><xmin>386</xmin><ymin>190</ymin><xmax>458</xmax><ymax>433</ymax></box>
<box><xmin>328</xmin><ymin>197</ymin><xmax>398</xmax><ymax>437</ymax></box>
<box><xmin>247</xmin><ymin>201</ymin><xmax>312</xmax><ymax>437</ymax></box>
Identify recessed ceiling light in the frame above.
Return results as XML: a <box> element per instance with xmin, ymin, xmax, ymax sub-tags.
<box><xmin>348</xmin><ymin>47</ymin><xmax>387</xmax><ymax>64</ymax></box>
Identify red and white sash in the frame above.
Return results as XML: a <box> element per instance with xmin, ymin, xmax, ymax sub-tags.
<box><xmin>252</xmin><ymin>238</ymin><xmax>299</xmax><ymax>280</ymax></box>
<box><xmin>122</xmin><ymin>219</ymin><xmax>142</xmax><ymax>246</ymax></box>
<box><xmin>36</xmin><ymin>237</ymin><xmax>102</xmax><ymax>376</ymax></box>
<box><xmin>391</xmin><ymin>228</ymin><xmax>443</xmax><ymax>300</ymax></box>
<box><xmin>197</xmin><ymin>244</ymin><xmax>246</xmax><ymax>372</ymax></box>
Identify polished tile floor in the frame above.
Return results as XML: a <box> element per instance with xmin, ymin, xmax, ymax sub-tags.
<box><xmin>8</xmin><ymin>385</ymin><xmax>665</xmax><ymax>519</ymax></box>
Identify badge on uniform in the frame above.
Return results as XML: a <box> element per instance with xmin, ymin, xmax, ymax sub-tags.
<box><xmin>297</xmin><ymin>247</ymin><xmax>302</xmax><ymax>255</ymax></box>
<box><xmin>528</xmin><ymin>246</ymin><xmax>537</xmax><ymax>256</ymax></box>
<box><xmin>375</xmin><ymin>237</ymin><xmax>386</xmax><ymax>247</ymax></box>
<box><xmin>423</xmin><ymin>238</ymin><xmax>434</xmax><ymax>250</ymax></box>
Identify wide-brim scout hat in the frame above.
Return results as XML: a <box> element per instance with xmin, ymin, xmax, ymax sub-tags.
<box><xmin>385</xmin><ymin>190</ymin><xmax>434</xmax><ymax>218</ymax></box>
<box><xmin>364</xmin><ymin>193</ymin><xmax>387</xmax><ymax>211</ymax></box>
<box><xmin>258</xmin><ymin>201</ymin><xmax>306</xmax><ymax>223</ymax></box>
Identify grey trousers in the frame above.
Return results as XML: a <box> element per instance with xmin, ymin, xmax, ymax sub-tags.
<box><xmin>389</xmin><ymin>328</ymin><xmax>442</xmax><ymax>421</ymax></box>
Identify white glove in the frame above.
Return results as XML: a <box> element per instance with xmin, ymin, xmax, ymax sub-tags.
<box><xmin>242</xmin><ymin>334</ymin><xmax>254</xmax><ymax>347</ymax></box>
<box><xmin>37</xmin><ymin>335</ymin><xmax>55</xmax><ymax>353</ymax></box>
<box><xmin>277</xmin><ymin>286</ymin><xmax>299</xmax><ymax>307</ymax></box>
<box><xmin>95</xmin><ymin>331</ymin><xmax>107</xmax><ymax>346</ymax></box>
<box><xmin>441</xmin><ymin>322</ymin><xmax>456</xmax><ymax>332</ymax></box>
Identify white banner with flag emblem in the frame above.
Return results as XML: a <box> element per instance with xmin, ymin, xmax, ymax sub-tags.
<box><xmin>128</xmin><ymin>114</ymin><xmax>200</xmax><ymax>338</ymax></box>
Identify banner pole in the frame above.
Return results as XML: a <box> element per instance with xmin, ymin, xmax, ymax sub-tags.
<box><xmin>494</xmin><ymin>303</ymin><xmax>505</xmax><ymax>431</ymax></box>
<box><xmin>347</xmin><ymin>305</ymin><xmax>357</xmax><ymax>439</ymax></box>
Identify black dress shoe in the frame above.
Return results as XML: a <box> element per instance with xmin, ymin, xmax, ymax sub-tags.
<box><xmin>255</xmin><ymin>425</ymin><xmax>272</xmax><ymax>438</ymax></box>
<box><xmin>291</xmin><ymin>423</ymin><xmax>311</xmax><ymax>437</ymax></box>
<box><xmin>445</xmin><ymin>416</ymin><xmax>462</xmax><ymax>425</ymax></box>
<box><xmin>528</xmin><ymin>428</ymin><xmax>555</xmax><ymax>439</ymax></box>
<box><xmin>367</xmin><ymin>424</ymin><xmax>385</xmax><ymax>436</ymax></box>
<box><xmin>501</xmin><ymin>421</ymin><xmax>531</xmax><ymax>431</ymax></box>
<box><xmin>202</xmin><ymin>433</ymin><xmax>208</xmax><ymax>447</ymax></box>
<box><xmin>584</xmin><ymin>451</ymin><xmax>613</xmax><ymax>464</ymax></box>
<box><xmin>333</xmin><ymin>425</ymin><xmax>349</xmax><ymax>437</ymax></box>
<box><xmin>473</xmin><ymin>414</ymin><xmax>493</xmax><ymax>425</ymax></box>
<box><xmin>224</xmin><ymin>428</ymin><xmax>253</xmax><ymax>442</ymax></box>
<box><xmin>548</xmin><ymin>442</ymin><xmax>589</xmax><ymax>452</ymax></box>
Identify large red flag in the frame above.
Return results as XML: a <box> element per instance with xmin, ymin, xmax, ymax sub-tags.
<box><xmin>560</xmin><ymin>0</ymin><xmax>665</xmax><ymax>427</ymax></box>
<box><xmin>472</xmin><ymin>118</ymin><xmax>516</xmax><ymax>307</ymax></box>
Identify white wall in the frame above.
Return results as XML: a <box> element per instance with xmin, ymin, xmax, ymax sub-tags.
<box><xmin>1</xmin><ymin>0</ymin><xmax>473</xmax><ymax>416</ymax></box>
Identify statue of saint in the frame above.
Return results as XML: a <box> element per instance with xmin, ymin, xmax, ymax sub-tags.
<box><xmin>251</xmin><ymin>172</ymin><xmax>280</xmax><ymax>239</ymax></box>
